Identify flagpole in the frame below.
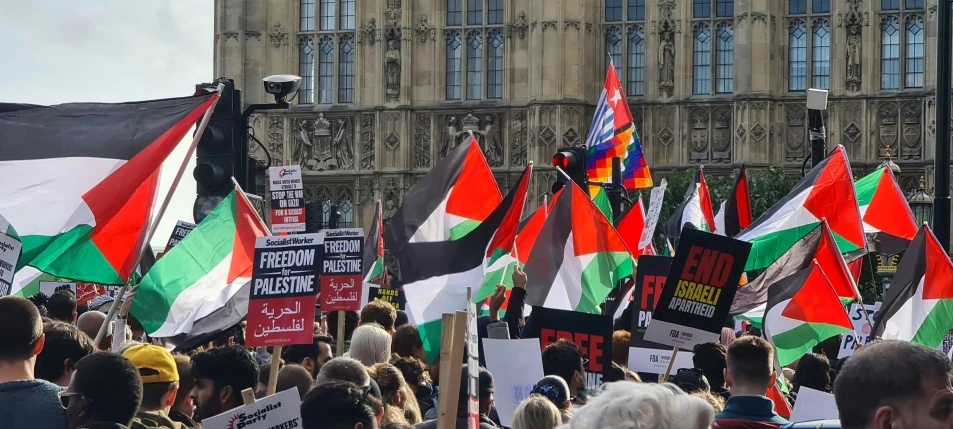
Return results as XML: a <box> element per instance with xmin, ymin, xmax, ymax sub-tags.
<box><xmin>94</xmin><ymin>85</ymin><xmax>224</xmax><ymax>347</ymax></box>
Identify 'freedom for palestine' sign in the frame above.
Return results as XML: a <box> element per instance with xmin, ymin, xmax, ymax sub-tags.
<box><xmin>320</xmin><ymin>228</ymin><xmax>364</xmax><ymax>312</ymax></box>
<box><xmin>246</xmin><ymin>234</ymin><xmax>322</xmax><ymax>347</ymax></box>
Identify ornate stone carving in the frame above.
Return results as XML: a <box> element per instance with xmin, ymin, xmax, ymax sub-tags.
<box><xmin>292</xmin><ymin>114</ymin><xmax>354</xmax><ymax>171</ymax></box>
<box><xmin>512</xmin><ymin>111</ymin><xmax>527</xmax><ymax>167</ymax></box>
<box><xmin>245</xmin><ymin>31</ymin><xmax>262</xmax><ymax>41</ymax></box>
<box><xmin>654</xmin><ymin>2</ymin><xmax>679</xmax><ymax>98</ymax></box>
<box><xmin>750</xmin><ymin>13</ymin><xmax>768</xmax><ymax>25</ymax></box>
<box><xmin>565</xmin><ymin>20</ymin><xmax>581</xmax><ymax>31</ymax></box>
<box><xmin>711</xmin><ymin>108</ymin><xmax>731</xmax><ymax>164</ymax></box>
<box><xmin>508</xmin><ymin>12</ymin><xmax>529</xmax><ymax>39</ymax></box>
<box><xmin>252</xmin><ymin>116</ymin><xmax>284</xmax><ymax>162</ymax></box>
<box><xmin>736</xmin><ymin>14</ymin><xmax>748</xmax><ymax>24</ymax></box>
<box><xmin>689</xmin><ymin>108</ymin><xmax>711</xmax><ymax>164</ymax></box>
<box><xmin>750</xmin><ymin>123</ymin><xmax>766</xmax><ymax>141</ymax></box>
<box><xmin>360</xmin><ymin>114</ymin><xmax>375</xmax><ymax>170</ymax></box>
<box><xmin>878</xmin><ymin>103</ymin><xmax>900</xmax><ymax>159</ymax></box>
<box><xmin>901</xmin><ymin>102</ymin><xmax>922</xmax><ymax>160</ymax></box>
<box><xmin>382</xmin><ymin>177</ymin><xmax>401</xmax><ymax>230</ymax></box>
<box><xmin>358</xmin><ymin>18</ymin><xmax>380</xmax><ymax>45</ymax></box>
<box><xmin>736</xmin><ymin>124</ymin><xmax>747</xmax><ymax>143</ymax></box>
<box><xmin>414</xmin><ymin>114</ymin><xmax>432</xmax><ymax>169</ymax></box>
<box><xmin>268</xmin><ymin>22</ymin><xmax>289</xmax><ymax>47</ymax></box>
<box><xmin>844</xmin><ymin>123</ymin><xmax>862</xmax><ymax>143</ymax></box>
<box><xmin>657</xmin><ymin>106</ymin><xmax>676</xmax><ymax>146</ymax></box>
<box><xmin>414</xmin><ymin>16</ymin><xmax>436</xmax><ymax>42</ymax></box>
<box><xmin>786</xmin><ymin>106</ymin><xmax>807</xmax><ymax>162</ymax></box>
<box><xmin>357</xmin><ymin>177</ymin><xmax>377</xmax><ymax>205</ymax></box>
<box><xmin>541</xmin><ymin>21</ymin><xmax>558</xmax><ymax>32</ymax></box>
<box><xmin>222</xmin><ymin>32</ymin><xmax>240</xmax><ymax>40</ymax></box>
<box><xmin>383</xmin><ymin>113</ymin><xmax>401</xmax><ymax>151</ymax></box>
<box><xmin>384</xmin><ymin>15</ymin><xmax>402</xmax><ymax>102</ymax></box>
<box><xmin>839</xmin><ymin>0</ymin><xmax>868</xmax><ymax>92</ymax></box>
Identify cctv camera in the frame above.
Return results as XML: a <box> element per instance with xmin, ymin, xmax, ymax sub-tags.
<box><xmin>263</xmin><ymin>75</ymin><xmax>302</xmax><ymax>103</ymax></box>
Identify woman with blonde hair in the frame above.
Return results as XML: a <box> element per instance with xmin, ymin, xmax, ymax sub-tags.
<box><xmin>346</xmin><ymin>323</ymin><xmax>392</xmax><ymax>366</ymax></box>
<box><xmin>368</xmin><ymin>362</ymin><xmax>423</xmax><ymax>425</ymax></box>
<box><xmin>558</xmin><ymin>382</ymin><xmax>714</xmax><ymax>429</ymax></box>
<box><xmin>513</xmin><ymin>396</ymin><xmax>561</xmax><ymax>429</ymax></box>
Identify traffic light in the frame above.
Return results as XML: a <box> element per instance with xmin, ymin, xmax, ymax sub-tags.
<box><xmin>551</xmin><ymin>147</ymin><xmax>588</xmax><ymax>194</ymax></box>
<box><xmin>193</xmin><ymin>81</ymin><xmax>249</xmax><ymax>222</ymax></box>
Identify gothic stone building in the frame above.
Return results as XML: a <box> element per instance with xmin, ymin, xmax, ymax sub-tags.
<box><xmin>218</xmin><ymin>0</ymin><xmax>944</xmax><ymax>260</ymax></box>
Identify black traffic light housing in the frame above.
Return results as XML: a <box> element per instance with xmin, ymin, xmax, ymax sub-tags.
<box><xmin>193</xmin><ymin>80</ymin><xmax>248</xmax><ymax>197</ymax></box>
<box><xmin>551</xmin><ymin>147</ymin><xmax>588</xmax><ymax>194</ymax></box>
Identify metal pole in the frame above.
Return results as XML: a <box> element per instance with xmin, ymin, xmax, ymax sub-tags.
<box><xmin>934</xmin><ymin>0</ymin><xmax>952</xmax><ymax>252</ymax></box>
<box><xmin>808</xmin><ymin>109</ymin><xmax>826</xmax><ymax>168</ymax></box>
<box><xmin>609</xmin><ymin>156</ymin><xmax>624</xmax><ymax>222</ymax></box>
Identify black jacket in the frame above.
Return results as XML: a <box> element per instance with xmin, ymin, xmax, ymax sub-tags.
<box><xmin>415</xmin><ymin>410</ymin><xmax>501</xmax><ymax>429</ymax></box>
<box><xmin>78</xmin><ymin>423</ymin><xmax>131</xmax><ymax>429</ymax></box>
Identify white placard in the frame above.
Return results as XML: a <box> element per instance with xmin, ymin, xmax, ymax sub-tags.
<box><xmin>39</xmin><ymin>281</ymin><xmax>76</xmax><ymax>297</ymax></box>
<box><xmin>203</xmin><ymin>388</ymin><xmax>302</xmax><ymax>429</ymax></box>
<box><xmin>838</xmin><ymin>302</ymin><xmax>881</xmax><ymax>359</ymax></box>
<box><xmin>790</xmin><ymin>387</ymin><xmax>839</xmax><ymax>423</ymax></box>
<box><xmin>483</xmin><ymin>339</ymin><xmax>545</xmax><ymax>427</ymax></box>
<box><xmin>627</xmin><ymin>347</ymin><xmax>695</xmax><ymax>375</ymax></box>
<box><xmin>639</xmin><ymin>179</ymin><xmax>667</xmax><ymax>251</ymax></box>
<box><xmin>268</xmin><ymin>166</ymin><xmax>306</xmax><ymax>233</ymax></box>
<box><xmin>0</xmin><ymin>233</ymin><xmax>21</xmax><ymax>296</ymax></box>
<box><xmin>268</xmin><ymin>166</ymin><xmax>303</xmax><ymax>189</ymax></box>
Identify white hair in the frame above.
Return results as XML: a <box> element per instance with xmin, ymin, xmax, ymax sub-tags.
<box><xmin>557</xmin><ymin>382</ymin><xmax>714</xmax><ymax>429</ymax></box>
<box><xmin>513</xmin><ymin>396</ymin><xmax>562</xmax><ymax>429</ymax></box>
<box><xmin>345</xmin><ymin>323</ymin><xmax>392</xmax><ymax>366</ymax></box>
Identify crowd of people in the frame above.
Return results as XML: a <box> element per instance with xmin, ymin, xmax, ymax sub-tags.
<box><xmin>2</xmin><ymin>270</ymin><xmax>953</xmax><ymax>429</ymax></box>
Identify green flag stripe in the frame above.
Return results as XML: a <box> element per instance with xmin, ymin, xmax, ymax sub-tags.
<box><xmin>771</xmin><ymin>321</ymin><xmax>851</xmax><ymax>366</ymax></box>
<box><xmin>419</xmin><ymin>318</ymin><xmax>443</xmax><ymax>365</ymax></box>
<box><xmin>578</xmin><ymin>251</ymin><xmax>631</xmax><ymax>314</ymax></box>
<box><xmin>26</xmin><ymin>225</ymin><xmax>124</xmax><ymax>285</ymax></box>
<box><xmin>912</xmin><ymin>298</ymin><xmax>953</xmax><ymax>347</ymax></box>
<box><xmin>449</xmin><ymin>219</ymin><xmax>481</xmax><ymax>241</ymax></box>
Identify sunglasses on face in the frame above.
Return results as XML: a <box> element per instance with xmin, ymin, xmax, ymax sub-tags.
<box><xmin>58</xmin><ymin>391</ymin><xmax>88</xmax><ymax>409</ymax></box>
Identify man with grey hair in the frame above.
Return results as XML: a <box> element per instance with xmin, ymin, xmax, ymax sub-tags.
<box><xmin>834</xmin><ymin>340</ymin><xmax>953</xmax><ymax>429</ymax></box>
<box><xmin>314</xmin><ymin>357</ymin><xmax>382</xmax><ymax>402</ymax></box>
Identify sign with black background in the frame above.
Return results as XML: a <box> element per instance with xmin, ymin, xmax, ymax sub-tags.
<box><xmin>526</xmin><ymin>306</ymin><xmax>616</xmax><ymax>390</ymax></box>
<box><xmin>164</xmin><ymin>220</ymin><xmax>196</xmax><ymax>251</ymax></box>
<box><xmin>642</xmin><ymin>228</ymin><xmax>751</xmax><ymax>350</ymax></box>
<box><xmin>367</xmin><ymin>286</ymin><xmax>406</xmax><ymax>310</ymax></box>
<box><xmin>629</xmin><ymin>256</ymin><xmax>674</xmax><ymax>347</ymax></box>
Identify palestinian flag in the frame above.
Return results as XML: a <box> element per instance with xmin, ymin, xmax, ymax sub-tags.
<box><xmin>731</xmin><ymin>221</ymin><xmax>860</xmax><ymax>316</ymax></box>
<box><xmin>617</xmin><ymin>195</ymin><xmax>656</xmax><ymax>257</ymax></box>
<box><xmin>592</xmin><ymin>187</ymin><xmax>614</xmax><ymax>224</ymax></box>
<box><xmin>736</xmin><ymin>146</ymin><xmax>865</xmax><ymax>271</ymax></box>
<box><xmin>714</xmin><ymin>166</ymin><xmax>752</xmax><ymax>238</ymax></box>
<box><xmin>0</xmin><ymin>93</ymin><xmax>219</xmax><ymax>293</ymax></box>
<box><xmin>871</xmin><ymin>225</ymin><xmax>953</xmax><ymax>347</ymax></box>
<box><xmin>395</xmin><ymin>163</ymin><xmax>524</xmax><ymax>363</ymax></box>
<box><xmin>131</xmin><ymin>188</ymin><xmax>268</xmax><ymax>339</ymax></box>
<box><xmin>665</xmin><ymin>168</ymin><xmax>715</xmax><ymax>237</ymax></box>
<box><xmin>476</xmin><ymin>164</ymin><xmax>533</xmax><ymax>302</ymax></box>
<box><xmin>854</xmin><ymin>167</ymin><xmax>918</xmax><ymax>256</ymax></box>
<box><xmin>763</xmin><ymin>262</ymin><xmax>853</xmax><ymax>366</ymax></box>
<box><xmin>385</xmin><ymin>137</ymin><xmax>500</xmax><ymax>250</ymax></box>
<box><xmin>363</xmin><ymin>200</ymin><xmax>385</xmax><ymax>284</ymax></box>
<box><xmin>524</xmin><ymin>183</ymin><xmax>634</xmax><ymax>313</ymax></box>
<box><xmin>847</xmin><ymin>256</ymin><xmax>863</xmax><ymax>283</ymax></box>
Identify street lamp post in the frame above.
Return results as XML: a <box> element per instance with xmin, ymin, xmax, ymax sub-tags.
<box><xmin>933</xmin><ymin>0</ymin><xmax>951</xmax><ymax>251</ymax></box>
<box><xmin>909</xmin><ymin>176</ymin><xmax>934</xmax><ymax>227</ymax></box>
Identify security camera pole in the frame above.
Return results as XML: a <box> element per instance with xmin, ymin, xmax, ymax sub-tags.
<box><xmin>806</xmin><ymin>88</ymin><xmax>829</xmax><ymax>168</ymax></box>
<box><xmin>933</xmin><ymin>0</ymin><xmax>951</xmax><ymax>251</ymax></box>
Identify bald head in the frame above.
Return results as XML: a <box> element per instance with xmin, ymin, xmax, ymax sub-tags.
<box><xmin>76</xmin><ymin>311</ymin><xmax>109</xmax><ymax>350</ymax></box>
<box><xmin>277</xmin><ymin>364</ymin><xmax>315</xmax><ymax>399</ymax></box>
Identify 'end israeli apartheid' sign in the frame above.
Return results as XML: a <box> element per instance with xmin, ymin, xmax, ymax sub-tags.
<box><xmin>643</xmin><ymin>228</ymin><xmax>751</xmax><ymax>350</ymax></box>
<box><xmin>247</xmin><ymin>234</ymin><xmax>322</xmax><ymax>347</ymax></box>
<box><xmin>627</xmin><ymin>255</ymin><xmax>696</xmax><ymax>374</ymax></box>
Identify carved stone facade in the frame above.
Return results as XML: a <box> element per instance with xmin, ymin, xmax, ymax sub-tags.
<box><xmin>228</xmin><ymin>0</ymin><xmax>942</xmax><ymax>233</ymax></box>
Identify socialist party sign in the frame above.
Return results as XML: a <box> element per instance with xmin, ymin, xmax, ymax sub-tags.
<box><xmin>643</xmin><ymin>228</ymin><xmax>751</xmax><ymax>350</ymax></box>
<box><xmin>247</xmin><ymin>234</ymin><xmax>322</xmax><ymax>347</ymax></box>
<box><xmin>320</xmin><ymin>228</ymin><xmax>364</xmax><ymax>312</ymax></box>
<box><xmin>269</xmin><ymin>166</ymin><xmax>305</xmax><ymax>233</ymax></box>
<box><xmin>164</xmin><ymin>220</ymin><xmax>196</xmax><ymax>252</ymax></box>
<box><xmin>527</xmin><ymin>306</ymin><xmax>616</xmax><ymax>390</ymax></box>
<box><xmin>203</xmin><ymin>387</ymin><xmax>302</xmax><ymax>429</ymax></box>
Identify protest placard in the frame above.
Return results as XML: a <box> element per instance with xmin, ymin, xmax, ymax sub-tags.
<box><xmin>76</xmin><ymin>283</ymin><xmax>106</xmax><ymax>304</ymax></box>
<box><xmin>483</xmin><ymin>339</ymin><xmax>545</xmax><ymax>427</ymax></box>
<box><xmin>466</xmin><ymin>290</ymin><xmax>480</xmax><ymax>429</ymax></box>
<box><xmin>526</xmin><ymin>306</ymin><xmax>615</xmax><ymax>390</ymax></box>
<box><xmin>319</xmin><ymin>228</ymin><xmax>364</xmax><ymax>312</ymax></box>
<box><xmin>164</xmin><ymin>220</ymin><xmax>196</xmax><ymax>252</ymax></box>
<box><xmin>643</xmin><ymin>228</ymin><xmax>751</xmax><ymax>350</ymax></box>
<box><xmin>39</xmin><ymin>281</ymin><xmax>76</xmax><ymax>297</ymax></box>
<box><xmin>838</xmin><ymin>302</ymin><xmax>881</xmax><ymax>358</ymax></box>
<box><xmin>627</xmin><ymin>347</ymin><xmax>695</xmax><ymax>375</ymax></box>
<box><xmin>202</xmin><ymin>387</ymin><xmax>302</xmax><ymax>429</ymax></box>
<box><xmin>0</xmin><ymin>232</ymin><xmax>21</xmax><ymax>296</ymax></box>
<box><xmin>367</xmin><ymin>286</ymin><xmax>406</xmax><ymax>310</ymax></box>
<box><xmin>639</xmin><ymin>179</ymin><xmax>667</xmax><ymax>251</ymax></box>
<box><xmin>246</xmin><ymin>234</ymin><xmax>322</xmax><ymax>347</ymax></box>
<box><xmin>268</xmin><ymin>166</ymin><xmax>305</xmax><ymax>233</ymax></box>
<box><xmin>790</xmin><ymin>387</ymin><xmax>839</xmax><ymax>423</ymax></box>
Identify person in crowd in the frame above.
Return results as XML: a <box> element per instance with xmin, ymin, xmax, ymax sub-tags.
<box><xmin>361</xmin><ymin>300</ymin><xmax>398</xmax><ymax>334</ymax></box>
<box><xmin>691</xmin><ymin>390</ymin><xmax>726</xmax><ymax>413</ymax></box>
<box><xmin>122</xmin><ymin>344</ymin><xmax>184</xmax><ymax>429</ymax></box>
<box><xmin>392</xmin><ymin>324</ymin><xmax>427</xmax><ymax>362</ymax></box>
<box><xmin>28</xmin><ymin>292</ymin><xmax>50</xmax><ymax>317</ymax></box>
<box><xmin>791</xmin><ymin>352</ymin><xmax>831</xmax><ymax>399</ymax></box>
<box><xmin>256</xmin><ymin>359</ymin><xmax>284</xmax><ymax>397</ymax></box>
<box><xmin>36</xmin><ymin>321</ymin><xmax>96</xmax><ymax>387</ymax></box>
<box><xmin>394</xmin><ymin>310</ymin><xmax>409</xmax><ymax>329</ymax></box>
<box><xmin>812</xmin><ymin>334</ymin><xmax>844</xmax><ymax>382</ymax></box>
<box><xmin>611</xmin><ymin>330</ymin><xmax>630</xmax><ymax>368</ymax></box>
<box><xmin>276</xmin><ymin>364</ymin><xmax>315</xmax><ymax>399</ymax></box>
<box><xmin>316</xmin><ymin>357</ymin><xmax>371</xmax><ymax>387</ymax></box>
<box><xmin>693</xmin><ymin>342</ymin><xmax>730</xmax><ymax>399</ymax></box>
<box><xmin>347</xmin><ymin>324</ymin><xmax>392</xmax><ymax>366</ymax></box>
<box><xmin>715</xmin><ymin>336</ymin><xmax>789</xmax><ymax>425</ymax></box>
<box><xmin>327</xmin><ymin>311</ymin><xmax>360</xmax><ymax>347</ymax></box>
<box><xmin>188</xmin><ymin>345</ymin><xmax>259</xmax><ymax>423</ymax></box>
<box><xmin>531</xmin><ymin>375</ymin><xmax>573</xmax><ymax>424</ymax></box>
<box><xmin>0</xmin><ymin>296</ymin><xmax>68</xmax><ymax>429</ymax></box>
<box><xmin>416</xmin><ymin>364</ymin><xmax>500</xmax><ymax>429</ymax></box>
<box><xmin>64</xmin><ymin>353</ymin><xmax>143</xmax><ymax>429</ymax></box>
<box><xmin>368</xmin><ymin>362</ymin><xmax>421</xmax><ymax>425</ymax></box>
<box><xmin>168</xmin><ymin>355</ymin><xmax>196</xmax><ymax>429</ymax></box>
<box><xmin>557</xmin><ymin>382</ymin><xmax>713</xmax><ymax>429</ymax></box>
<box><xmin>76</xmin><ymin>311</ymin><xmax>112</xmax><ymax>351</ymax></box>
<box><xmin>513</xmin><ymin>396</ymin><xmax>561</xmax><ymax>429</ymax></box>
<box><xmin>835</xmin><ymin>340</ymin><xmax>953</xmax><ymax>429</ymax></box>
<box><xmin>48</xmin><ymin>290</ymin><xmax>78</xmax><ymax>324</ymax></box>
<box><xmin>301</xmin><ymin>381</ymin><xmax>382</xmax><ymax>429</ymax></box>
<box><xmin>541</xmin><ymin>339</ymin><xmax>586</xmax><ymax>406</ymax></box>
<box><xmin>282</xmin><ymin>335</ymin><xmax>333</xmax><ymax>379</ymax></box>
<box><xmin>76</xmin><ymin>302</ymin><xmax>90</xmax><ymax>320</ymax></box>
<box><xmin>88</xmin><ymin>295</ymin><xmax>115</xmax><ymax>313</ymax></box>
<box><xmin>390</xmin><ymin>356</ymin><xmax>438</xmax><ymax>421</ymax></box>
<box><xmin>671</xmin><ymin>367</ymin><xmax>711</xmax><ymax>394</ymax></box>
<box><xmin>721</xmin><ymin>327</ymin><xmax>737</xmax><ymax>346</ymax></box>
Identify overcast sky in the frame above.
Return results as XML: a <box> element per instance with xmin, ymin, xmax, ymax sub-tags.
<box><xmin>0</xmin><ymin>1</ymin><xmax>213</xmax><ymax>251</ymax></box>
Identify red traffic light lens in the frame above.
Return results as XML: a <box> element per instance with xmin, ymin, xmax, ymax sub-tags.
<box><xmin>552</xmin><ymin>153</ymin><xmax>569</xmax><ymax>169</ymax></box>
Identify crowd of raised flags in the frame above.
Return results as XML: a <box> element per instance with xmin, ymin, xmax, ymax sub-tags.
<box><xmin>1</xmin><ymin>64</ymin><xmax>951</xmax><ymax>404</ymax></box>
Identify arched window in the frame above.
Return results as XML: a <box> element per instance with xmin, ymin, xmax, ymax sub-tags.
<box><xmin>446</xmin><ymin>31</ymin><xmax>462</xmax><ymax>100</ymax></box>
<box><xmin>338</xmin><ymin>35</ymin><xmax>354</xmax><ymax>103</ymax></box>
<box><xmin>605</xmin><ymin>26</ymin><xmax>623</xmax><ymax>77</ymax></box>
<box><xmin>298</xmin><ymin>0</ymin><xmax>356</xmax><ymax>105</ymax></box>
<box><xmin>905</xmin><ymin>15</ymin><xmax>924</xmax><ymax>88</ymax></box>
<box><xmin>466</xmin><ymin>31</ymin><xmax>483</xmax><ymax>100</ymax></box>
<box><xmin>446</xmin><ymin>1</ymin><xmax>504</xmax><ymax>100</ymax></box>
<box><xmin>715</xmin><ymin>22</ymin><xmax>733</xmax><ymax>93</ymax></box>
<box><xmin>788</xmin><ymin>21</ymin><xmax>807</xmax><ymax>91</ymax></box>
<box><xmin>487</xmin><ymin>30</ymin><xmax>504</xmax><ymax>99</ymax></box>
<box><xmin>606</xmin><ymin>0</ymin><xmax>623</xmax><ymax>21</ymax></box>
<box><xmin>812</xmin><ymin>20</ymin><xmax>830</xmax><ymax>89</ymax></box>
<box><xmin>693</xmin><ymin>24</ymin><xmax>712</xmax><ymax>95</ymax></box>
<box><xmin>317</xmin><ymin>37</ymin><xmax>335</xmax><ymax>104</ymax></box>
<box><xmin>627</xmin><ymin>27</ymin><xmax>645</xmax><ymax>96</ymax></box>
<box><xmin>298</xmin><ymin>38</ymin><xmax>315</xmax><ymax>104</ymax></box>
<box><xmin>301</xmin><ymin>0</ymin><xmax>315</xmax><ymax>31</ymax></box>
<box><xmin>881</xmin><ymin>16</ymin><xmax>901</xmax><ymax>90</ymax></box>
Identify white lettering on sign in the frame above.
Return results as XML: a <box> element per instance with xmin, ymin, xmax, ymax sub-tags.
<box><xmin>259</xmin><ymin>249</ymin><xmax>317</xmax><ymax>269</ymax></box>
